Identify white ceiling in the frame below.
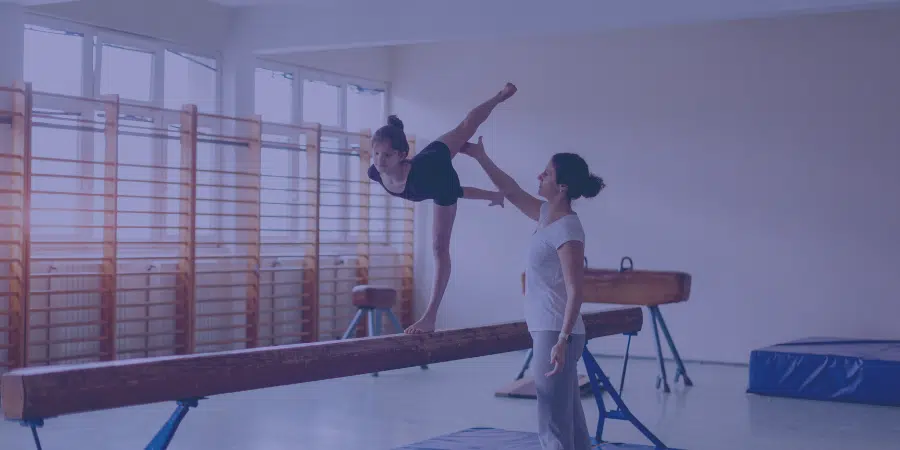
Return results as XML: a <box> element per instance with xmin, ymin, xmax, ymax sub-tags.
<box><xmin>227</xmin><ymin>0</ymin><xmax>900</xmax><ymax>54</ymax></box>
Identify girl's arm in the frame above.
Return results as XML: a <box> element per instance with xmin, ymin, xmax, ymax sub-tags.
<box><xmin>462</xmin><ymin>186</ymin><xmax>504</xmax><ymax>207</ymax></box>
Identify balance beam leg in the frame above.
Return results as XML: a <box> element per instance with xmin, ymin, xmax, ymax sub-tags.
<box><xmin>650</xmin><ymin>309</ymin><xmax>671</xmax><ymax>393</ymax></box>
<box><xmin>145</xmin><ymin>398</ymin><xmax>201</xmax><ymax>450</ymax></box>
<box><xmin>651</xmin><ymin>306</ymin><xmax>693</xmax><ymax>387</ymax></box>
<box><xmin>582</xmin><ymin>349</ymin><xmax>670</xmax><ymax>449</ymax></box>
<box><xmin>15</xmin><ymin>419</ymin><xmax>44</xmax><ymax>450</ymax></box>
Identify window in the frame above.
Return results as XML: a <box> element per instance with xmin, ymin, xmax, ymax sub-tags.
<box><xmin>255</xmin><ymin>67</ymin><xmax>297</xmax><ymax>241</ymax></box>
<box><xmin>302</xmin><ymin>79</ymin><xmax>340</xmax><ymax>127</ymax></box>
<box><xmin>24</xmin><ymin>25</ymin><xmax>84</xmax><ymax>96</ymax></box>
<box><xmin>100</xmin><ymin>43</ymin><xmax>154</xmax><ymax>102</ymax></box>
<box><xmin>164</xmin><ymin>51</ymin><xmax>218</xmax><ymax>113</ymax></box>
<box><xmin>253</xmin><ymin>66</ymin><xmax>388</xmax><ymax>249</ymax></box>
<box><xmin>24</xmin><ymin>25</ymin><xmax>86</xmax><ymax>240</ymax></box>
<box><xmin>22</xmin><ymin>18</ymin><xmax>223</xmax><ymax>245</ymax></box>
<box><xmin>28</xmin><ymin>111</ymin><xmax>84</xmax><ymax>240</ymax></box>
<box><xmin>255</xmin><ymin>68</ymin><xmax>293</xmax><ymax>125</ymax></box>
<box><xmin>346</xmin><ymin>84</ymin><xmax>385</xmax><ymax>135</ymax></box>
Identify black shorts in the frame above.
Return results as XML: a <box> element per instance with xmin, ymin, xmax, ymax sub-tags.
<box><xmin>410</xmin><ymin>141</ymin><xmax>463</xmax><ymax>206</ymax></box>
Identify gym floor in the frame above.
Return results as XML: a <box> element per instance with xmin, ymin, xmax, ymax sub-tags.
<box><xmin>2</xmin><ymin>352</ymin><xmax>899</xmax><ymax>450</ymax></box>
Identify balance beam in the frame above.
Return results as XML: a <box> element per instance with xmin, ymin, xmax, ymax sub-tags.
<box><xmin>502</xmin><ymin>257</ymin><xmax>693</xmax><ymax>397</ymax></box>
<box><xmin>1</xmin><ymin>308</ymin><xmax>641</xmax><ymax>422</ymax></box>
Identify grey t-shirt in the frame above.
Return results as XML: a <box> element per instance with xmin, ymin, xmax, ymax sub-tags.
<box><xmin>524</xmin><ymin>202</ymin><xmax>586</xmax><ymax>334</ymax></box>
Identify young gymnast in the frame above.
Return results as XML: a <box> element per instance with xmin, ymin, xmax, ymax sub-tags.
<box><xmin>367</xmin><ymin>82</ymin><xmax>518</xmax><ymax>334</ymax></box>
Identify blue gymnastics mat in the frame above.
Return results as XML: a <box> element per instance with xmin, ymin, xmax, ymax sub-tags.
<box><xmin>392</xmin><ymin>427</ymin><xmax>674</xmax><ymax>449</ymax></box>
<box><xmin>747</xmin><ymin>337</ymin><xmax>900</xmax><ymax>407</ymax></box>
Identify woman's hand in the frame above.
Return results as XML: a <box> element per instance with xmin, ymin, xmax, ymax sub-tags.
<box><xmin>461</xmin><ymin>136</ymin><xmax>487</xmax><ymax>160</ymax></box>
<box><xmin>545</xmin><ymin>338</ymin><xmax>568</xmax><ymax>377</ymax></box>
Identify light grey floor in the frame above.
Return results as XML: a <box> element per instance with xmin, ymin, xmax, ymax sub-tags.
<box><xmin>2</xmin><ymin>352</ymin><xmax>900</xmax><ymax>450</ymax></box>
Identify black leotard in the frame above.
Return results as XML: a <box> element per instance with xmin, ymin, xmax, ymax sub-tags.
<box><xmin>368</xmin><ymin>141</ymin><xmax>464</xmax><ymax>206</ymax></box>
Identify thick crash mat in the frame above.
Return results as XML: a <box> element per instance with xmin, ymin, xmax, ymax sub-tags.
<box><xmin>392</xmin><ymin>427</ymin><xmax>677</xmax><ymax>449</ymax></box>
<box><xmin>747</xmin><ymin>338</ymin><xmax>900</xmax><ymax>407</ymax></box>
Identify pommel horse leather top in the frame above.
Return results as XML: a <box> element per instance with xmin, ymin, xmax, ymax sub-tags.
<box><xmin>522</xmin><ymin>267</ymin><xmax>691</xmax><ymax>306</ymax></box>
<box><xmin>1</xmin><ymin>307</ymin><xmax>643</xmax><ymax>421</ymax></box>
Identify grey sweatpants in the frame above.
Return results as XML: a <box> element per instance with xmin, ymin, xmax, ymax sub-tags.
<box><xmin>530</xmin><ymin>331</ymin><xmax>592</xmax><ymax>450</ymax></box>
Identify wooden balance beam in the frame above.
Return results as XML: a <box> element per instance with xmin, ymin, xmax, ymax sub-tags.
<box><xmin>497</xmin><ymin>257</ymin><xmax>693</xmax><ymax>400</ymax></box>
<box><xmin>2</xmin><ymin>308</ymin><xmax>641</xmax><ymax>423</ymax></box>
<box><xmin>2</xmin><ymin>306</ymin><xmax>679</xmax><ymax>450</ymax></box>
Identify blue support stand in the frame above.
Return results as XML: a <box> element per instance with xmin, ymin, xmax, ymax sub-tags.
<box><xmin>18</xmin><ymin>418</ymin><xmax>44</xmax><ymax>450</ymax></box>
<box><xmin>145</xmin><ymin>397</ymin><xmax>203</xmax><ymax>450</ymax></box>
<box><xmin>341</xmin><ymin>305</ymin><xmax>428</xmax><ymax>376</ymax></box>
<box><xmin>13</xmin><ymin>397</ymin><xmax>203</xmax><ymax>450</ymax></box>
<box><xmin>582</xmin><ymin>348</ymin><xmax>675</xmax><ymax>449</ymax></box>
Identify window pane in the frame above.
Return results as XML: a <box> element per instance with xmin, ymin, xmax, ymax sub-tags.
<box><xmin>302</xmin><ymin>79</ymin><xmax>339</xmax><ymax>127</ymax></box>
<box><xmin>29</xmin><ymin>111</ymin><xmax>82</xmax><ymax>237</ymax></box>
<box><xmin>319</xmin><ymin>137</ymin><xmax>343</xmax><ymax>182</ymax></box>
<box><xmin>164</xmin><ymin>50</ymin><xmax>218</xmax><ymax>113</ymax></box>
<box><xmin>255</xmin><ymin>68</ymin><xmax>293</xmax><ymax>124</ymax></box>
<box><xmin>346</xmin><ymin>84</ymin><xmax>384</xmax><ymax>135</ymax></box>
<box><xmin>24</xmin><ymin>25</ymin><xmax>84</xmax><ymax>96</ymax></box>
<box><xmin>260</xmin><ymin>146</ymin><xmax>292</xmax><ymax>239</ymax></box>
<box><xmin>100</xmin><ymin>43</ymin><xmax>153</xmax><ymax>102</ymax></box>
<box><xmin>116</xmin><ymin>115</ymin><xmax>158</xmax><ymax>243</ymax></box>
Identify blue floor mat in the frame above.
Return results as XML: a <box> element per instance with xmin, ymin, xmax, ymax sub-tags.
<box><xmin>393</xmin><ymin>427</ymin><xmax>674</xmax><ymax>449</ymax></box>
<box><xmin>747</xmin><ymin>337</ymin><xmax>900</xmax><ymax>407</ymax></box>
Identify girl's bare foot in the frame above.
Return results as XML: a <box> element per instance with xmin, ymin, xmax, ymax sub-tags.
<box><xmin>404</xmin><ymin>314</ymin><xmax>436</xmax><ymax>334</ymax></box>
<box><xmin>497</xmin><ymin>82</ymin><xmax>517</xmax><ymax>102</ymax></box>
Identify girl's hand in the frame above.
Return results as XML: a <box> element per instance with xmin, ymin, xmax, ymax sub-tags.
<box><xmin>488</xmin><ymin>192</ymin><xmax>505</xmax><ymax>208</ymax></box>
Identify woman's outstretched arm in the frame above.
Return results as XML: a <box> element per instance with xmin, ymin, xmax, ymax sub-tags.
<box><xmin>463</xmin><ymin>137</ymin><xmax>543</xmax><ymax>221</ymax></box>
<box><xmin>435</xmin><ymin>83</ymin><xmax>517</xmax><ymax>157</ymax></box>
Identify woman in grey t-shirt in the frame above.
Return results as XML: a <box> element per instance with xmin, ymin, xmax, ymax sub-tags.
<box><xmin>462</xmin><ymin>137</ymin><xmax>605</xmax><ymax>450</ymax></box>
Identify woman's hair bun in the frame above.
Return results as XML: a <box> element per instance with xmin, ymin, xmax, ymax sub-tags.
<box><xmin>581</xmin><ymin>174</ymin><xmax>606</xmax><ymax>199</ymax></box>
<box><xmin>387</xmin><ymin>115</ymin><xmax>404</xmax><ymax>130</ymax></box>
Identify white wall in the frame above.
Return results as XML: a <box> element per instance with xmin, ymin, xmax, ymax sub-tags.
<box><xmin>391</xmin><ymin>10</ymin><xmax>900</xmax><ymax>364</ymax></box>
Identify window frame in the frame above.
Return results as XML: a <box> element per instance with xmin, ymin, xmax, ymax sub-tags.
<box><xmin>254</xmin><ymin>60</ymin><xmax>389</xmax><ymax>244</ymax></box>
<box><xmin>24</xmin><ymin>13</ymin><xmax>224</xmax><ymax>247</ymax></box>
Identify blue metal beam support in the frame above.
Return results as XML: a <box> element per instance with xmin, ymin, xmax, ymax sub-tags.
<box><xmin>582</xmin><ymin>348</ymin><xmax>673</xmax><ymax>449</ymax></box>
<box><xmin>144</xmin><ymin>397</ymin><xmax>203</xmax><ymax>450</ymax></box>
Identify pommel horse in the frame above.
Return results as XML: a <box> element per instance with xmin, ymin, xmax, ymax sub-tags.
<box><xmin>1</xmin><ymin>307</ymin><xmax>680</xmax><ymax>449</ymax></box>
<box><xmin>496</xmin><ymin>256</ymin><xmax>693</xmax><ymax>400</ymax></box>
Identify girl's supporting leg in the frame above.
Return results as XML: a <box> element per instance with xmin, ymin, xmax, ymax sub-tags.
<box><xmin>462</xmin><ymin>186</ymin><xmax>504</xmax><ymax>207</ymax></box>
<box><xmin>405</xmin><ymin>202</ymin><xmax>457</xmax><ymax>334</ymax></box>
<box><xmin>436</xmin><ymin>83</ymin><xmax>517</xmax><ymax>158</ymax></box>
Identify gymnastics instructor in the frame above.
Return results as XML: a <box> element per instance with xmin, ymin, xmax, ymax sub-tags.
<box><xmin>462</xmin><ymin>137</ymin><xmax>605</xmax><ymax>450</ymax></box>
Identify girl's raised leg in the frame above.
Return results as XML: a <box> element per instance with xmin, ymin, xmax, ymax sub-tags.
<box><xmin>436</xmin><ymin>83</ymin><xmax>517</xmax><ymax>158</ymax></box>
